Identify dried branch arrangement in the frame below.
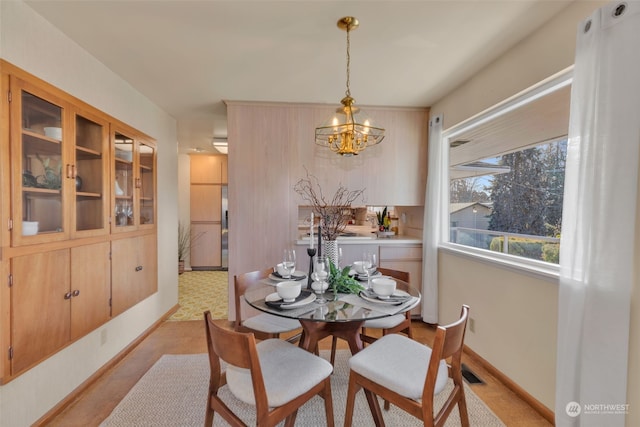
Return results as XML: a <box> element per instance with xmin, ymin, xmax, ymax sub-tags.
<box><xmin>294</xmin><ymin>170</ymin><xmax>365</xmax><ymax>240</ymax></box>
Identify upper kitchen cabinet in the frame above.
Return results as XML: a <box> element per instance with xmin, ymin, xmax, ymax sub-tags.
<box><xmin>190</xmin><ymin>154</ymin><xmax>227</xmax><ymax>184</ymax></box>
<box><xmin>9</xmin><ymin>76</ymin><xmax>111</xmax><ymax>245</ymax></box>
<box><xmin>111</xmin><ymin>125</ymin><xmax>156</xmax><ymax>233</ymax></box>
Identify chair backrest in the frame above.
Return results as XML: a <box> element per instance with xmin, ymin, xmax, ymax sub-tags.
<box><xmin>423</xmin><ymin>305</ymin><xmax>470</xmax><ymax>403</ymax></box>
<box><xmin>204</xmin><ymin>311</ymin><xmax>270</xmax><ymax>415</ymax></box>
<box><xmin>233</xmin><ymin>268</ymin><xmax>273</xmax><ymax>328</ymax></box>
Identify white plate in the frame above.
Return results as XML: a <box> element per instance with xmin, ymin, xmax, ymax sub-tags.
<box><xmin>359</xmin><ymin>289</ymin><xmax>411</xmax><ymax>305</ymax></box>
<box><xmin>268</xmin><ymin>271</ymin><xmax>307</xmax><ymax>282</ymax></box>
<box><xmin>265</xmin><ymin>291</ymin><xmax>317</xmax><ymax>309</ymax></box>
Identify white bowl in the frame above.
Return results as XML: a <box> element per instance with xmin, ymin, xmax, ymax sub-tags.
<box><xmin>372</xmin><ymin>278</ymin><xmax>396</xmax><ymax>299</ymax></box>
<box><xmin>352</xmin><ymin>261</ymin><xmax>366</xmax><ymax>275</ymax></box>
<box><xmin>22</xmin><ymin>221</ymin><xmax>39</xmax><ymax>236</ymax></box>
<box><xmin>44</xmin><ymin>127</ymin><xmax>62</xmax><ymax>140</ymax></box>
<box><xmin>276</xmin><ymin>281</ymin><xmax>302</xmax><ymax>302</ymax></box>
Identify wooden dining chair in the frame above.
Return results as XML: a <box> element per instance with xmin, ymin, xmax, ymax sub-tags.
<box><xmin>329</xmin><ymin>267</ymin><xmax>413</xmax><ymax>365</ymax></box>
<box><xmin>344</xmin><ymin>305</ymin><xmax>471</xmax><ymax>427</ymax></box>
<box><xmin>234</xmin><ymin>268</ymin><xmax>301</xmax><ymax>341</ymax></box>
<box><xmin>204</xmin><ymin>311</ymin><xmax>335</xmax><ymax>427</ymax></box>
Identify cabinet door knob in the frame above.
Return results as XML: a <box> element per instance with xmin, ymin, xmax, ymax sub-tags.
<box><xmin>72</xmin><ymin>289</ymin><xmax>80</xmax><ymax>297</ymax></box>
<box><xmin>66</xmin><ymin>164</ymin><xmax>73</xmax><ymax>179</ymax></box>
<box><xmin>135</xmin><ymin>265</ymin><xmax>143</xmax><ymax>272</ymax></box>
<box><xmin>64</xmin><ymin>292</ymin><xmax>72</xmax><ymax>300</ymax></box>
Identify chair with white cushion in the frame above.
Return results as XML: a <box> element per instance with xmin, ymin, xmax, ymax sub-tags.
<box><xmin>234</xmin><ymin>269</ymin><xmax>302</xmax><ymax>341</ymax></box>
<box><xmin>344</xmin><ymin>305</ymin><xmax>470</xmax><ymax>427</ymax></box>
<box><xmin>330</xmin><ymin>267</ymin><xmax>413</xmax><ymax>365</ymax></box>
<box><xmin>204</xmin><ymin>310</ymin><xmax>335</xmax><ymax>427</ymax></box>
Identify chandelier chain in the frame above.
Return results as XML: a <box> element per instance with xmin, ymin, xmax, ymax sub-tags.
<box><xmin>345</xmin><ymin>25</ymin><xmax>351</xmax><ymax>98</ymax></box>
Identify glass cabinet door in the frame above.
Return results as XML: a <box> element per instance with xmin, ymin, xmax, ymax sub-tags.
<box><xmin>14</xmin><ymin>82</ymin><xmax>66</xmax><ymax>242</ymax></box>
<box><xmin>113</xmin><ymin>132</ymin><xmax>135</xmax><ymax>230</ymax></box>
<box><xmin>138</xmin><ymin>141</ymin><xmax>155</xmax><ymax>227</ymax></box>
<box><xmin>74</xmin><ymin>113</ymin><xmax>108</xmax><ymax>235</ymax></box>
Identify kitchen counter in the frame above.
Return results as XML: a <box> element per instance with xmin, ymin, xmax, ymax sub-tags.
<box><xmin>295</xmin><ymin>235</ymin><xmax>421</xmax><ymax>245</ymax></box>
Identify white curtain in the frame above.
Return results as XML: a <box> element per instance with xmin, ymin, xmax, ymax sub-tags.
<box><xmin>556</xmin><ymin>2</ymin><xmax>640</xmax><ymax>426</ymax></box>
<box><xmin>422</xmin><ymin>114</ymin><xmax>445</xmax><ymax>324</ymax></box>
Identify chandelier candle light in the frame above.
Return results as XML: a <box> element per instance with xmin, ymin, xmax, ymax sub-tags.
<box><xmin>315</xmin><ymin>16</ymin><xmax>385</xmax><ymax>156</ymax></box>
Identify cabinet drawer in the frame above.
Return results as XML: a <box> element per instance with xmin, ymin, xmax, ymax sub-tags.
<box><xmin>379</xmin><ymin>245</ymin><xmax>422</xmax><ymax>261</ymax></box>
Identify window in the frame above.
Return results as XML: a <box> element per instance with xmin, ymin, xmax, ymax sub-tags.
<box><xmin>443</xmin><ymin>71</ymin><xmax>572</xmax><ymax>268</ymax></box>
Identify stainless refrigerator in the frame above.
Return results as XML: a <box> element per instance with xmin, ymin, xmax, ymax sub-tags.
<box><xmin>221</xmin><ymin>185</ymin><xmax>228</xmax><ymax>269</ymax></box>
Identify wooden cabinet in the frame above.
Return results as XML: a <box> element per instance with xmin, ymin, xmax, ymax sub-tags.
<box><xmin>10</xmin><ymin>242</ymin><xmax>111</xmax><ymax>376</ymax></box>
<box><xmin>111</xmin><ymin>234</ymin><xmax>158</xmax><ymax>316</ymax></box>
<box><xmin>379</xmin><ymin>245</ymin><xmax>423</xmax><ymax>315</ymax></box>
<box><xmin>190</xmin><ymin>154</ymin><xmax>227</xmax><ymax>184</ymax></box>
<box><xmin>111</xmin><ymin>125</ymin><xmax>157</xmax><ymax>233</ymax></box>
<box><xmin>191</xmin><ymin>185</ymin><xmax>222</xmax><ymax>222</ymax></box>
<box><xmin>189</xmin><ymin>223</ymin><xmax>222</xmax><ymax>267</ymax></box>
<box><xmin>190</xmin><ymin>154</ymin><xmax>226</xmax><ymax>268</ymax></box>
<box><xmin>9</xmin><ymin>76</ymin><xmax>111</xmax><ymax>245</ymax></box>
<box><xmin>0</xmin><ymin>61</ymin><xmax>158</xmax><ymax>383</ymax></box>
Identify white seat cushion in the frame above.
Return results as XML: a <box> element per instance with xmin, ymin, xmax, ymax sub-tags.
<box><xmin>363</xmin><ymin>313</ymin><xmax>406</xmax><ymax>329</ymax></box>
<box><xmin>349</xmin><ymin>334</ymin><xmax>449</xmax><ymax>400</ymax></box>
<box><xmin>242</xmin><ymin>313</ymin><xmax>300</xmax><ymax>334</ymax></box>
<box><xmin>226</xmin><ymin>339</ymin><xmax>333</xmax><ymax>407</ymax></box>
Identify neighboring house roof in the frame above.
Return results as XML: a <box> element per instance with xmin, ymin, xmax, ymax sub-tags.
<box><xmin>449</xmin><ymin>202</ymin><xmax>492</xmax><ymax>214</ymax></box>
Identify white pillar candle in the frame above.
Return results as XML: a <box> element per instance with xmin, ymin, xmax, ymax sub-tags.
<box><xmin>310</xmin><ymin>212</ymin><xmax>314</xmax><ymax>249</ymax></box>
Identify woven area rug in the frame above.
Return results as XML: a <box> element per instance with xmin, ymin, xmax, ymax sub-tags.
<box><xmin>100</xmin><ymin>351</ymin><xmax>505</xmax><ymax>426</ymax></box>
<box><xmin>170</xmin><ymin>271</ymin><xmax>228</xmax><ymax>321</ymax></box>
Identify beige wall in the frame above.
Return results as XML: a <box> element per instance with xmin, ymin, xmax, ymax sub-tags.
<box><xmin>0</xmin><ymin>2</ymin><xmax>179</xmax><ymax>425</ymax></box>
<box><xmin>431</xmin><ymin>0</ymin><xmax>640</xmax><ymax>423</ymax></box>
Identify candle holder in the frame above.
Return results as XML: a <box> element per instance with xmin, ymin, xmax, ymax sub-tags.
<box><xmin>306</xmin><ymin>247</ymin><xmax>316</xmax><ymax>290</ymax></box>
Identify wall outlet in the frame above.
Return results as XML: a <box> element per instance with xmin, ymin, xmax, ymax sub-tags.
<box><xmin>469</xmin><ymin>317</ymin><xmax>476</xmax><ymax>333</ymax></box>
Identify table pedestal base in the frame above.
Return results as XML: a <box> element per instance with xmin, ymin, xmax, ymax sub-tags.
<box><xmin>298</xmin><ymin>319</ymin><xmax>384</xmax><ymax>426</ymax></box>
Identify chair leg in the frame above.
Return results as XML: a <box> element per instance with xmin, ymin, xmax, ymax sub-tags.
<box><xmin>344</xmin><ymin>373</ymin><xmax>360</xmax><ymax>427</ymax></box>
<box><xmin>283</xmin><ymin>410</ymin><xmax>298</xmax><ymax>427</ymax></box>
<box><xmin>204</xmin><ymin>395</ymin><xmax>214</xmax><ymax>426</ymax></box>
<box><xmin>322</xmin><ymin>377</ymin><xmax>335</xmax><ymax>427</ymax></box>
<box><xmin>458</xmin><ymin>388</ymin><xmax>470</xmax><ymax>427</ymax></box>
<box><xmin>330</xmin><ymin>336</ymin><xmax>338</xmax><ymax>365</ymax></box>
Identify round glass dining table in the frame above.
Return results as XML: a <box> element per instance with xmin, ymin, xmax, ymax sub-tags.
<box><xmin>243</xmin><ymin>275</ymin><xmax>421</xmax><ymax>357</ymax></box>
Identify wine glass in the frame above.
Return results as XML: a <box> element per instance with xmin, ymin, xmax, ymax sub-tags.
<box><xmin>282</xmin><ymin>248</ymin><xmax>296</xmax><ymax>279</ymax></box>
<box><xmin>311</xmin><ymin>256</ymin><xmax>330</xmax><ymax>304</ymax></box>
<box><xmin>362</xmin><ymin>252</ymin><xmax>378</xmax><ymax>289</ymax></box>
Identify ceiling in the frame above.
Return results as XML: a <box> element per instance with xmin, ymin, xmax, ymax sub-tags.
<box><xmin>25</xmin><ymin>0</ymin><xmax>574</xmax><ymax>154</ymax></box>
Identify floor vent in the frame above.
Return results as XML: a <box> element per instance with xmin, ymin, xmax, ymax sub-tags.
<box><xmin>461</xmin><ymin>364</ymin><xmax>484</xmax><ymax>385</ymax></box>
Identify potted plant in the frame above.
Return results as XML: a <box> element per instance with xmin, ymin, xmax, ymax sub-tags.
<box><xmin>178</xmin><ymin>222</ymin><xmax>203</xmax><ymax>274</ymax></box>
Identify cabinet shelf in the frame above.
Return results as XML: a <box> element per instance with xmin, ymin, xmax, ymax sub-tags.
<box><xmin>77</xmin><ymin>191</ymin><xmax>101</xmax><ymax>199</ymax></box>
<box><xmin>23</xmin><ymin>186</ymin><xmax>61</xmax><ymax>196</ymax></box>
<box><xmin>115</xmin><ymin>157</ymin><xmax>132</xmax><ymax>166</ymax></box>
<box><xmin>22</xmin><ymin>133</ymin><xmax>62</xmax><ymax>157</ymax></box>
<box><xmin>76</xmin><ymin>146</ymin><xmax>102</xmax><ymax>160</ymax></box>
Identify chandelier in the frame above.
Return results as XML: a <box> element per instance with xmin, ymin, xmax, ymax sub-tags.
<box><xmin>315</xmin><ymin>17</ymin><xmax>385</xmax><ymax>156</ymax></box>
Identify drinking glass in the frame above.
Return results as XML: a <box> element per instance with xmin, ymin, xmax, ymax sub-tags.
<box><xmin>282</xmin><ymin>248</ymin><xmax>296</xmax><ymax>279</ymax></box>
<box><xmin>362</xmin><ymin>252</ymin><xmax>378</xmax><ymax>289</ymax></box>
<box><xmin>311</xmin><ymin>256</ymin><xmax>330</xmax><ymax>304</ymax></box>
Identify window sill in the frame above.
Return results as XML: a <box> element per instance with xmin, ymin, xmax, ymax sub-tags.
<box><xmin>439</xmin><ymin>242</ymin><xmax>560</xmax><ymax>283</ymax></box>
